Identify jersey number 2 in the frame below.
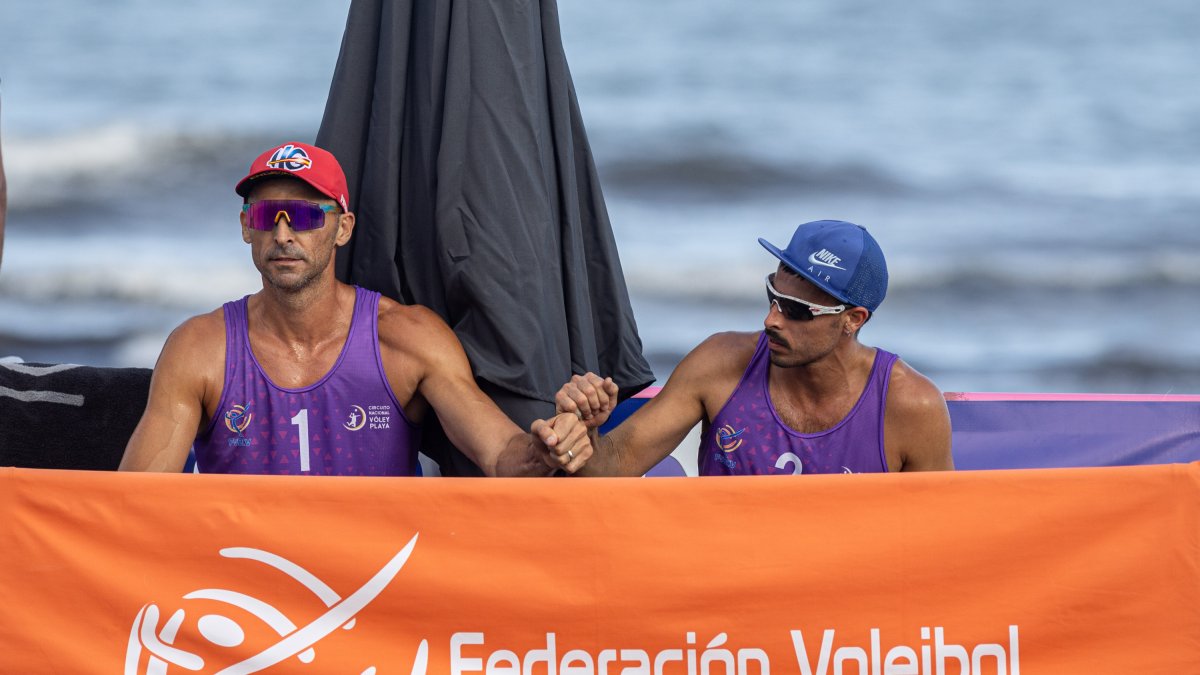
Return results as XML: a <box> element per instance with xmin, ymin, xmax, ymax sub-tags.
<box><xmin>775</xmin><ymin>452</ymin><xmax>802</xmax><ymax>475</ymax></box>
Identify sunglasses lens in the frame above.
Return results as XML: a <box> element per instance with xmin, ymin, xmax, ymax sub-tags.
<box><xmin>782</xmin><ymin>299</ymin><xmax>815</xmax><ymax>321</ymax></box>
<box><xmin>245</xmin><ymin>200</ymin><xmax>328</xmax><ymax>231</ymax></box>
<box><xmin>765</xmin><ymin>275</ymin><xmax>828</xmax><ymax>321</ymax></box>
<box><xmin>767</xmin><ymin>291</ymin><xmax>814</xmax><ymax>321</ymax></box>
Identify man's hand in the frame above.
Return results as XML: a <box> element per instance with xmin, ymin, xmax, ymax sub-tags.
<box><xmin>530</xmin><ymin>412</ymin><xmax>592</xmax><ymax>474</ymax></box>
<box><xmin>555</xmin><ymin>373</ymin><xmax>619</xmax><ymax>431</ymax></box>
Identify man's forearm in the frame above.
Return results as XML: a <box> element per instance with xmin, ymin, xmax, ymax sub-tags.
<box><xmin>118</xmin><ymin>436</ymin><xmax>191</xmax><ymax>472</ymax></box>
<box><xmin>490</xmin><ymin>433</ymin><xmax>558</xmax><ymax>477</ymax></box>
<box><xmin>571</xmin><ymin>429</ymin><xmax>620</xmax><ymax>477</ymax></box>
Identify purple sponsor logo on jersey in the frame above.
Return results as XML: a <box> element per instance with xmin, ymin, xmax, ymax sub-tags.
<box><xmin>712</xmin><ymin>425</ymin><xmax>746</xmax><ymax>470</ymax></box>
<box><xmin>711</xmin><ymin>452</ymin><xmax>737</xmax><ymax>470</ymax></box>
<box><xmin>716</xmin><ymin>425</ymin><xmax>746</xmax><ymax>452</ymax></box>
<box><xmin>224</xmin><ymin>403</ymin><xmax>254</xmax><ymax>447</ymax></box>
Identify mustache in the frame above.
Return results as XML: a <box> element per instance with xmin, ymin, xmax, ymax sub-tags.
<box><xmin>765</xmin><ymin>328</ymin><xmax>790</xmax><ymax>350</ymax></box>
<box><xmin>266</xmin><ymin>245</ymin><xmax>307</xmax><ymax>261</ymax></box>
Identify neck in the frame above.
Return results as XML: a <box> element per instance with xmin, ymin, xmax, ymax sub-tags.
<box><xmin>771</xmin><ymin>338</ymin><xmax>873</xmax><ymax>399</ymax></box>
<box><xmin>251</xmin><ymin>277</ymin><xmax>354</xmax><ymax>344</ymax></box>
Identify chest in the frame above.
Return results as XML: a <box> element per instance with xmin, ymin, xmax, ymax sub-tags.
<box><xmin>768</xmin><ymin>382</ymin><xmax>859</xmax><ymax>434</ymax></box>
<box><xmin>246</xmin><ymin>330</ymin><xmax>427</xmax><ymax>426</ymax></box>
<box><xmin>249</xmin><ymin>336</ymin><xmax>346</xmax><ymax>389</ymax></box>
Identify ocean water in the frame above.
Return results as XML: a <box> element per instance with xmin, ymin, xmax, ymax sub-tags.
<box><xmin>1</xmin><ymin>0</ymin><xmax>1198</xmax><ymax>394</ymax></box>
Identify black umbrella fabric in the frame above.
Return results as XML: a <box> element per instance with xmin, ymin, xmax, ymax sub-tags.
<box><xmin>316</xmin><ymin>0</ymin><xmax>654</xmax><ymax>475</ymax></box>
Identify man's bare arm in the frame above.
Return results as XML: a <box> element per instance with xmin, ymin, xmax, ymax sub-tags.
<box><xmin>557</xmin><ymin>333</ymin><xmax>751</xmax><ymax>477</ymax></box>
<box><xmin>884</xmin><ymin>360</ymin><xmax>954</xmax><ymax>471</ymax></box>
<box><xmin>120</xmin><ymin>314</ymin><xmax>223</xmax><ymax>471</ymax></box>
<box><xmin>381</xmin><ymin>306</ymin><xmax>590</xmax><ymax>476</ymax></box>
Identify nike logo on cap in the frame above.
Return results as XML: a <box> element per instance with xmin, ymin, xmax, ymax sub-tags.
<box><xmin>808</xmin><ymin>249</ymin><xmax>846</xmax><ymax>270</ymax></box>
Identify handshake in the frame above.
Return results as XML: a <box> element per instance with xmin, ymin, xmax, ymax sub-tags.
<box><xmin>531</xmin><ymin>374</ymin><xmax>620</xmax><ymax>474</ymax></box>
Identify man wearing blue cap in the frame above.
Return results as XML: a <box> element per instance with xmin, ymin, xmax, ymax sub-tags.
<box><xmin>556</xmin><ymin>220</ymin><xmax>953</xmax><ymax>475</ymax></box>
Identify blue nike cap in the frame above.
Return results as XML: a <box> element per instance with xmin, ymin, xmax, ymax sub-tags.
<box><xmin>758</xmin><ymin>220</ymin><xmax>889</xmax><ymax>312</ymax></box>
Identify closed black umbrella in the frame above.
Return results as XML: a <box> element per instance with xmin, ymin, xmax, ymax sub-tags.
<box><xmin>316</xmin><ymin>0</ymin><xmax>654</xmax><ymax>475</ymax></box>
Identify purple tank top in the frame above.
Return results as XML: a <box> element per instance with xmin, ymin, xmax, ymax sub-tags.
<box><xmin>698</xmin><ymin>332</ymin><xmax>896</xmax><ymax>475</ymax></box>
<box><xmin>194</xmin><ymin>287</ymin><xmax>420</xmax><ymax>475</ymax></box>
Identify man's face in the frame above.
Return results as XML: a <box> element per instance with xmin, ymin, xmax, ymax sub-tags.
<box><xmin>240</xmin><ymin>178</ymin><xmax>350</xmax><ymax>293</ymax></box>
<box><xmin>762</xmin><ymin>265</ymin><xmax>846</xmax><ymax>368</ymax></box>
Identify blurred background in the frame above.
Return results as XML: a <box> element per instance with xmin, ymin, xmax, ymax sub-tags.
<box><xmin>1</xmin><ymin>0</ymin><xmax>1197</xmax><ymax>394</ymax></box>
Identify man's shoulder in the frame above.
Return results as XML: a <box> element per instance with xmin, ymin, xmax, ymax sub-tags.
<box><xmin>166</xmin><ymin>308</ymin><xmax>227</xmax><ymax>352</ymax></box>
<box><xmin>884</xmin><ymin>355</ymin><xmax>947</xmax><ymax>416</ymax></box>
<box><xmin>673</xmin><ymin>331</ymin><xmax>761</xmax><ymax>384</ymax></box>
<box><xmin>648</xmin><ymin>331</ymin><xmax>760</xmax><ymax>417</ymax></box>
<box><xmin>374</xmin><ymin>298</ymin><xmax>463</xmax><ymax>367</ymax></box>
<box><xmin>881</xmin><ymin>351</ymin><xmax>954</xmax><ymax>471</ymax></box>
<box><xmin>375</xmin><ymin>297</ymin><xmax>450</xmax><ymax>339</ymax></box>
<box><xmin>689</xmin><ymin>330</ymin><xmax>761</xmax><ymax>364</ymax></box>
<box><xmin>153</xmin><ymin>308</ymin><xmax>227</xmax><ymax>384</ymax></box>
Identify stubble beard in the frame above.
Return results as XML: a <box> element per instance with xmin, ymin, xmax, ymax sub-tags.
<box><xmin>259</xmin><ymin>244</ymin><xmax>332</xmax><ymax>294</ymax></box>
<box><xmin>765</xmin><ymin>328</ymin><xmax>804</xmax><ymax>368</ymax></box>
<box><xmin>768</xmin><ymin>351</ymin><xmax>813</xmax><ymax>369</ymax></box>
<box><xmin>766</xmin><ymin>327</ymin><xmax>836</xmax><ymax>369</ymax></box>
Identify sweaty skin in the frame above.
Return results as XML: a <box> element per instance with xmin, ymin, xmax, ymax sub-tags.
<box><xmin>121</xmin><ymin>177</ymin><xmax>592</xmax><ymax>476</ymax></box>
<box><xmin>556</xmin><ymin>267</ymin><xmax>953</xmax><ymax>476</ymax></box>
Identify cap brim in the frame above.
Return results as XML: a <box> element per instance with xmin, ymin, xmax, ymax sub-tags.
<box><xmin>235</xmin><ymin>170</ymin><xmax>300</xmax><ymax>198</ymax></box>
<box><xmin>235</xmin><ymin>171</ymin><xmax>345</xmax><ymax>211</ymax></box>
<box><xmin>757</xmin><ymin>237</ymin><xmax>848</xmax><ymax>305</ymax></box>
<box><xmin>758</xmin><ymin>237</ymin><xmax>801</xmax><ymax>273</ymax></box>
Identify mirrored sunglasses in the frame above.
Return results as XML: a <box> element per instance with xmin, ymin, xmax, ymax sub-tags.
<box><xmin>242</xmin><ymin>199</ymin><xmax>338</xmax><ymax>232</ymax></box>
<box><xmin>765</xmin><ymin>273</ymin><xmax>848</xmax><ymax>321</ymax></box>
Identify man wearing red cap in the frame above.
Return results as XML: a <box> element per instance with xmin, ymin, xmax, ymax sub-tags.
<box><xmin>556</xmin><ymin>220</ymin><xmax>953</xmax><ymax>476</ymax></box>
<box><xmin>121</xmin><ymin>142</ymin><xmax>590</xmax><ymax>476</ymax></box>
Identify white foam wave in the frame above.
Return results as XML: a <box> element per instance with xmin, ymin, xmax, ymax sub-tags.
<box><xmin>4</xmin><ymin>124</ymin><xmax>157</xmax><ymax>207</ymax></box>
<box><xmin>620</xmin><ymin>246</ymin><xmax>1200</xmax><ymax>304</ymax></box>
<box><xmin>1</xmin><ymin>124</ymin><xmax>274</xmax><ymax>211</ymax></box>
<box><xmin>0</xmin><ymin>232</ymin><xmax>261</xmax><ymax>309</ymax></box>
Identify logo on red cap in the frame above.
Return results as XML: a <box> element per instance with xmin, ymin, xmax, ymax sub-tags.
<box><xmin>265</xmin><ymin>145</ymin><xmax>313</xmax><ymax>172</ymax></box>
<box><xmin>238</xmin><ymin>142</ymin><xmax>350</xmax><ymax>212</ymax></box>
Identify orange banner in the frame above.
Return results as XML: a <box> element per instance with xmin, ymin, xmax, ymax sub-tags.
<box><xmin>1</xmin><ymin>465</ymin><xmax>1198</xmax><ymax>674</ymax></box>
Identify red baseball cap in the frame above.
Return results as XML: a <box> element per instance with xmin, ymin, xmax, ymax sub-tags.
<box><xmin>235</xmin><ymin>142</ymin><xmax>350</xmax><ymax>212</ymax></box>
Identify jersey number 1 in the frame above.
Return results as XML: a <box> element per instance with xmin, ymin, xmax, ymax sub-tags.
<box><xmin>290</xmin><ymin>409</ymin><xmax>312</xmax><ymax>472</ymax></box>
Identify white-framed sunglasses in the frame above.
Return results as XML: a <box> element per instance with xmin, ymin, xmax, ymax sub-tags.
<box><xmin>765</xmin><ymin>273</ymin><xmax>848</xmax><ymax>321</ymax></box>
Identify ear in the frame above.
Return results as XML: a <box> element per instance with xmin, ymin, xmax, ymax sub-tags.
<box><xmin>240</xmin><ymin>209</ymin><xmax>252</xmax><ymax>244</ymax></box>
<box><xmin>843</xmin><ymin>307</ymin><xmax>871</xmax><ymax>336</ymax></box>
<box><xmin>334</xmin><ymin>211</ymin><xmax>356</xmax><ymax>247</ymax></box>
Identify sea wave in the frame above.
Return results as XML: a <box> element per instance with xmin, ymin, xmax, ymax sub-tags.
<box><xmin>597</xmin><ymin>152</ymin><xmax>912</xmax><ymax>199</ymax></box>
<box><xmin>8</xmin><ymin>122</ymin><xmax>1200</xmax><ymax>225</ymax></box>
<box><xmin>0</xmin><ymin>237</ymin><xmax>260</xmax><ymax>311</ymax></box>
<box><xmin>3</xmin><ymin>124</ymin><xmax>310</xmax><ymax>213</ymax></box>
<box><xmin>622</xmin><ymin>247</ymin><xmax>1200</xmax><ymax>304</ymax></box>
<box><xmin>592</xmin><ymin>144</ymin><xmax>1200</xmax><ymax>203</ymax></box>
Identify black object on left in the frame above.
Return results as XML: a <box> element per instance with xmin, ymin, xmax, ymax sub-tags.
<box><xmin>316</xmin><ymin>0</ymin><xmax>654</xmax><ymax>475</ymax></box>
<box><xmin>0</xmin><ymin>362</ymin><xmax>151</xmax><ymax>470</ymax></box>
